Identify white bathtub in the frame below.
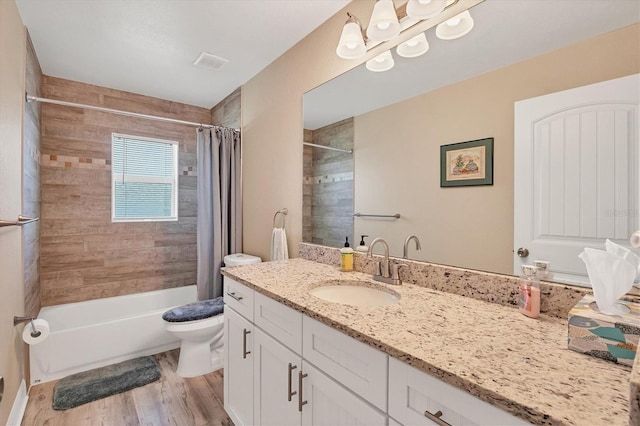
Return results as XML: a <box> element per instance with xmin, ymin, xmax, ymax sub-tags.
<box><xmin>30</xmin><ymin>285</ymin><xmax>197</xmax><ymax>385</ymax></box>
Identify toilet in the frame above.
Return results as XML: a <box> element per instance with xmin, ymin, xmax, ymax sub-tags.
<box><xmin>162</xmin><ymin>253</ymin><xmax>261</xmax><ymax>378</ymax></box>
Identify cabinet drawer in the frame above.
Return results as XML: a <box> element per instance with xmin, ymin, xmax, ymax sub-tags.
<box><xmin>302</xmin><ymin>316</ymin><xmax>388</xmax><ymax>411</ymax></box>
<box><xmin>224</xmin><ymin>278</ymin><xmax>254</xmax><ymax>321</ymax></box>
<box><xmin>388</xmin><ymin>357</ymin><xmax>530</xmax><ymax>426</ymax></box>
<box><xmin>254</xmin><ymin>291</ymin><xmax>303</xmax><ymax>355</ymax></box>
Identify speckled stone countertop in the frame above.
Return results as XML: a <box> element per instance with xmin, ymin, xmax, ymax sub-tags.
<box><xmin>222</xmin><ymin>258</ymin><xmax>632</xmax><ymax>426</ymax></box>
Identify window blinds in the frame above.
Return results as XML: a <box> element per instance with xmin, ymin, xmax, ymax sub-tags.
<box><xmin>111</xmin><ymin>134</ymin><xmax>178</xmax><ymax>221</ymax></box>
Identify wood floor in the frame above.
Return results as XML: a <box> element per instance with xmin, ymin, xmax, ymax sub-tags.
<box><xmin>21</xmin><ymin>350</ymin><xmax>233</xmax><ymax>426</ymax></box>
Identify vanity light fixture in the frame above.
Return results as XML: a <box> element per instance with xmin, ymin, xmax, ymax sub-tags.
<box><xmin>435</xmin><ymin>10</ymin><xmax>474</xmax><ymax>40</ymax></box>
<box><xmin>366</xmin><ymin>50</ymin><xmax>395</xmax><ymax>72</ymax></box>
<box><xmin>396</xmin><ymin>32</ymin><xmax>429</xmax><ymax>58</ymax></box>
<box><xmin>336</xmin><ymin>0</ymin><xmax>476</xmax><ymax>72</ymax></box>
<box><xmin>336</xmin><ymin>13</ymin><xmax>367</xmax><ymax>59</ymax></box>
<box><xmin>406</xmin><ymin>0</ymin><xmax>447</xmax><ymax>19</ymax></box>
<box><xmin>366</xmin><ymin>0</ymin><xmax>401</xmax><ymax>42</ymax></box>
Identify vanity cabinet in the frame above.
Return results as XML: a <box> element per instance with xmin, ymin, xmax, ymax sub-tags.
<box><xmin>223</xmin><ymin>306</ymin><xmax>254</xmax><ymax>426</ymax></box>
<box><xmin>224</xmin><ymin>277</ymin><xmax>530</xmax><ymax>426</ymax></box>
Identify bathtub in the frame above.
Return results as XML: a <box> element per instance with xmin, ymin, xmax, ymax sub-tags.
<box><xmin>30</xmin><ymin>285</ymin><xmax>197</xmax><ymax>385</ymax></box>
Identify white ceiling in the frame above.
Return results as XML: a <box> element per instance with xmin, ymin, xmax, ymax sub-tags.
<box><xmin>304</xmin><ymin>0</ymin><xmax>640</xmax><ymax>130</ymax></box>
<box><xmin>15</xmin><ymin>0</ymin><xmax>351</xmax><ymax>109</ymax></box>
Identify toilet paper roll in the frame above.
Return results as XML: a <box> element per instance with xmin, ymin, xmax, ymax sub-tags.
<box><xmin>22</xmin><ymin>319</ymin><xmax>50</xmax><ymax>345</ymax></box>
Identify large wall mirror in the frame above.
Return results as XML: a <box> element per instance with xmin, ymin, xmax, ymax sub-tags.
<box><xmin>302</xmin><ymin>0</ymin><xmax>639</xmax><ymax>283</ymax></box>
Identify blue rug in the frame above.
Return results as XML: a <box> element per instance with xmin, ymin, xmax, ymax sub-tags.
<box><xmin>53</xmin><ymin>356</ymin><xmax>161</xmax><ymax>410</ymax></box>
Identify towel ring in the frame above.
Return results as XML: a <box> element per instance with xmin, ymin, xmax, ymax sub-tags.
<box><xmin>273</xmin><ymin>208</ymin><xmax>288</xmax><ymax>229</ymax></box>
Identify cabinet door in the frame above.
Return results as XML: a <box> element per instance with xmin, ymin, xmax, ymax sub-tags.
<box><xmin>224</xmin><ymin>307</ymin><xmax>254</xmax><ymax>426</ymax></box>
<box><xmin>253</xmin><ymin>328</ymin><xmax>302</xmax><ymax>426</ymax></box>
<box><xmin>300</xmin><ymin>361</ymin><xmax>386</xmax><ymax>426</ymax></box>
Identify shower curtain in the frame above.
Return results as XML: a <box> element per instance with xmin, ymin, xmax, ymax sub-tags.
<box><xmin>196</xmin><ymin>127</ymin><xmax>242</xmax><ymax>300</ymax></box>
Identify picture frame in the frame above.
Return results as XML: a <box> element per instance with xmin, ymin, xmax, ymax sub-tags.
<box><xmin>440</xmin><ymin>137</ymin><xmax>494</xmax><ymax>187</ymax></box>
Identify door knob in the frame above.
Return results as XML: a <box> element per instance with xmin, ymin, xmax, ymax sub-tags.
<box><xmin>517</xmin><ymin>247</ymin><xmax>529</xmax><ymax>258</ymax></box>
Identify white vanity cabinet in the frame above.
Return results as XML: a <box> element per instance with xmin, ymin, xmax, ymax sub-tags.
<box><xmin>223</xmin><ymin>306</ymin><xmax>254</xmax><ymax>426</ymax></box>
<box><xmin>388</xmin><ymin>357</ymin><xmax>530</xmax><ymax>426</ymax></box>
<box><xmin>223</xmin><ymin>277</ymin><xmax>531</xmax><ymax>426</ymax></box>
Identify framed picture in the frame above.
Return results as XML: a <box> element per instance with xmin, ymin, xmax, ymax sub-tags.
<box><xmin>440</xmin><ymin>138</ymin><xmax>494</xmax><ymax>187</ymax></box>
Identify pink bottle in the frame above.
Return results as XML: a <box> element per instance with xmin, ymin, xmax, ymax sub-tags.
<box><xmin>518</xmin><ymin>265</ymin><xmax>540</xmax><ymax>318</ymax></box>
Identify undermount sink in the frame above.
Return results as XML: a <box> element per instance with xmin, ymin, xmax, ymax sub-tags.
<box><xmin>309</xmin><ymin>280</ymin><xmax>400</xmax><ymax>307</ymax></box>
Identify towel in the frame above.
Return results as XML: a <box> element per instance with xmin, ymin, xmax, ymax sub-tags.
<box><xmin>270</xmin><ymin>227</ymin><xmax>289</xmax><ymax>261</ymax></box>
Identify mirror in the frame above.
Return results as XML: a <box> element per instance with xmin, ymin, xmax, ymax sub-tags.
<box><xmin>302</xmin><ymin>0</ymin><xmax>639</xmax><ymax>279</ymax></box>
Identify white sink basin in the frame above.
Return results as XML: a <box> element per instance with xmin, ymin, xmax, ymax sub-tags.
<box><xmin>309</xmin><ymin>280</ymin><xmax>400</xmax><ymax>306</ymax></box>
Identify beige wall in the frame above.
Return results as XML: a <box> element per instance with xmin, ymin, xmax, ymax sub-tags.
<box><xmin>242</xmin><ymin>1</ymin><xmax>371</xmax><ymax>260</ymax></box>
<box><xmin>0</xmin><ymin>0</ymin><xmax>27</xmax><ymax>421</ymax></box>
<box><xmin>355</xmin><ymin>23</ymin><xmax>640</xmax><ymax>275</ymax></box>
<box><xmin>40</xmin><ymin>77</ymin><xmax>211</xmax><ymax>305</ymax></box>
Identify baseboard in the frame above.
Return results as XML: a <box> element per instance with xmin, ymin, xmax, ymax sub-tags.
<box><xmin>6</xmin><ymin>379</ymin><xmax>28</xmax><ymax>426</ymax></box>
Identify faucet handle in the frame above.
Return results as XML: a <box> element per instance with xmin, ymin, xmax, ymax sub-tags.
<box><xmin>391</xmin><ymin>263</ymin><xmax>408</xmax><ymax>281</ymax></box>
<box><xmin>372</xmin><ymin>260</ymin><xmax>382</xmax><ymax>276</ymax></box>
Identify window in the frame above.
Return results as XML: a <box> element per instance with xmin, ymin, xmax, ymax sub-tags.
<box><xmin>111</xmin><ymin>133</ymin><xmax>178</xmax><ymax>222</ymax></box>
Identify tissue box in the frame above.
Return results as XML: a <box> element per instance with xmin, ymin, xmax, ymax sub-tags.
<box><xmin>568</xmin><ymin>295</ymin><xmax>640</xmax><ymax>366</ymax></box>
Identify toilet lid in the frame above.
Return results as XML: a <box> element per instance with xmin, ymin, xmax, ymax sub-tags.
<box><xmin>162</xmin><ymin>296</ymin><xmax>224</xmax><ymax>322</ymax></box>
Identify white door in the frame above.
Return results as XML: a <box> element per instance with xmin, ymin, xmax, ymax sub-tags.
<box><xmin>253</xmin><ymin>328</ymin><xmax>301</xmax><ymax>426</ymax></box>
<box><xmin>300</xmin><ymin>361</ymin><xmax>386</xmax><ymax>426</ymax></box>
<box><xmin>514</xmin><ymin>74</ymin><xmax>640</xmax><ymax>285</ymax></box>
<box><xmin>224</xmin><ymin>307</ymin><xmax>254</xmax><ymax>426</ymax></box>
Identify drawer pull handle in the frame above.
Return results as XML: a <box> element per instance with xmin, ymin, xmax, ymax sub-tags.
<box><xmin>298</xmin><ymin>370</ymin><xmax>308</xmax><ymax>412</ymax></box>
<box><xmin>287</xmin><ymin>363</ymin><xmax>298</xmax><ymax>401</ymax></box>
<box><xmin>227</xmin><ymin>291</ymin><xmax>244</xmax><ymax>301</ymax></box>
<box><xmin>242</xmin><ymin>329</ymin><xmax>251</xmax><ymax>359</ymax></box>
<box><xmin>424</xmin><ymin>410</ymin><xmax>451</xmax><ymax>426</ymax></box>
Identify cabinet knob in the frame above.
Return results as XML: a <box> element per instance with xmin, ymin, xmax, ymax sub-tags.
<box><xmin>516</xmin><ymin>247</ymin><xmax>529</xmax><ymax>258</ymax></box>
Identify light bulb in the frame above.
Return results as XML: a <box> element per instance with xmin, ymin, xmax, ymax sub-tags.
<box><xmin>418</xmin><ymin>0</ymin><xmax>432</xmax><ymax>4</ymax></box>
<box><xmin>346</xmin><ymin>42</ymin><xmax>357</xmax><ymax>49</ymax></box>
<box><xmin>377</xmin><ymin>22</ymin><xmax>391</xmax><ymax>30</ymax></box>
<box><xmin>407</xmin><ymin>39</ymin><xmax>419</xmax><ymax>47</ymax></box>
<box><xmin>375</xmin><ymin>56</ymin><xmax>385</xmax><ymax>63</ymax></box>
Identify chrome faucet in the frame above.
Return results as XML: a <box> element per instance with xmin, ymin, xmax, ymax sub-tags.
<box><xmin>403</xmin><ymin>235</ymin><xmax>422</xmax><ymax>259</ymax></box>
<box><xmin>367</xmin><ymin>237</ymin><xmax>405</xmax><ymax>285</ymax></box>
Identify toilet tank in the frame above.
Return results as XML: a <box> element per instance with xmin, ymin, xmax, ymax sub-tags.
<box><xmin>224</xmin><ymin>253</ymin><xmax>262</xmax><ymax>267</ymax></box>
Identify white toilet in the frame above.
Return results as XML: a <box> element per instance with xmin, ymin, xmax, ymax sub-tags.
<box><xmin>163</xmin><ymin>253</ymin><xmax>261</xmax><ymax>378</ymax></box>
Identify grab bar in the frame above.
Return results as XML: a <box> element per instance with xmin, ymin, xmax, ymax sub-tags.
<box><xmin>0</xmin><ymin>215</ymin><xmax>39</xmax><ymax>228</ymax></box>
<box><xmin>273</xmin><ymin>208</ymin><xmax>288</xmax><ymax>228</ymax></box>
<box><xmin>353</xmin><ymin>213</ymin><xmax>400</xmax><ymax>219</ymax></box>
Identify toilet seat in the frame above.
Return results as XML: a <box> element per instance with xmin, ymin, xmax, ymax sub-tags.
<box><xmin>162</xmin><ymin>297</ymin><xmax>224</xmax><ymax>322</ymax></box>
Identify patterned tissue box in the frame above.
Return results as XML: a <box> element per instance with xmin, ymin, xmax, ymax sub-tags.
<box><xmin>568</xmin><ymin>294</ymin><xmax>640</xmax><ymax>366</ymax></box>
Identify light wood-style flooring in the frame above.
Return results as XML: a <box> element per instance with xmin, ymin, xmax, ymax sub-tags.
<box><xmin>21</xmin><ymin>350</ymin><xmax>233</xmax><ymax>426</ymax></box>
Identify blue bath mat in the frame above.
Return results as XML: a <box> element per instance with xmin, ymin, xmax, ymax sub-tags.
<box><xmin>52</xmin><ymin>356</ymin><xmax>161</xmax><ymax>410</ymax></box>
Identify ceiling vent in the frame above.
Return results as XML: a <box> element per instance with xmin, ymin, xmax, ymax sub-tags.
<box><xmin>193</xmin><ymin>52</ymin><xmax>229</xmax><ymax>71</ymax></box>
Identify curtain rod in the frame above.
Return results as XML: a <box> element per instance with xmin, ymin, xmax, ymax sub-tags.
<box><xmin>25</xmin><ymin>94</ymin><xmax>239</xmax><ymax>131</ymax></box>
<box><xmin>303</xmin><ymin>142</ymin><xmax>352</xmax><ymax>154</ymax></box>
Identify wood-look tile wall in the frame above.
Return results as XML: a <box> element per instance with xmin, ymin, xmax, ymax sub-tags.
<box><xmin>211</xmin><ymin>87</ymin><xmax>240</xmax><ymax>129</ymax></box>
<box><xmin>40</xmin><ymin>76</ymin><xmax>211</xmax><ymax>306</ymax></box>
<box><xmin>303</xmin><ymin>118</ymin><xmax>354</xmax><ymax>249</ymax></box>
<box><xmin>24</xmin><ymin>32</ymin><xmax>42</xmax><ymax>316</ymax></box>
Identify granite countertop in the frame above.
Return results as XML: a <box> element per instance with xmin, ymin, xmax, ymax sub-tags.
<box><xmin>221</xmin><ymin>258</ymin><xmax>632</xmax><ymax>426</ymax></box>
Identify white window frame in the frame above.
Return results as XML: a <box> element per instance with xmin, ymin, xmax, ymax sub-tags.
<box><xmin>111</xmin><ymin>133</ymin><xmax>179</xmax><ymax>223</ymax></box>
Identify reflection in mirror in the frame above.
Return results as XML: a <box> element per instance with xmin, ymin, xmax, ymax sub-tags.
<box><xmin>302</xmin><ymin>0</ymin><xmax>640</xmax><ymax>283</ymax></box>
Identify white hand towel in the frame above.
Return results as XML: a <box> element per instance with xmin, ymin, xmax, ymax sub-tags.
<box><xmin>270</xmin><ymin>227</ymin><xmax>289</xmax><ymax>261</ymax></box>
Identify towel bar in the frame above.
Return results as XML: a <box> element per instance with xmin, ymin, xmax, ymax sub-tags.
<box><xmin>353</xmin><ymin>213</ymin><xmax>400</xmax><ymax>219</ymax></box>
<box><xmin>0</xmin><ymin>215</ymin><xmax>39</xmax><ymax>228</ymax></box>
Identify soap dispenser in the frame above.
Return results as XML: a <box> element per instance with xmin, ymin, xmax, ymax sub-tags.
<box><xmin>340</xmin><ymin>237</ymin><xmax>354</xmax><ymax>272</ymax></box>
<box><xmin>518</xmin><ymin>265</ymin><xmax>540</xmax><ymax>318</ymax></box>
<box><xmin>356</xmin><ymin>235</ymin><xmax>369</xmax><ymax>253</ymax></box>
